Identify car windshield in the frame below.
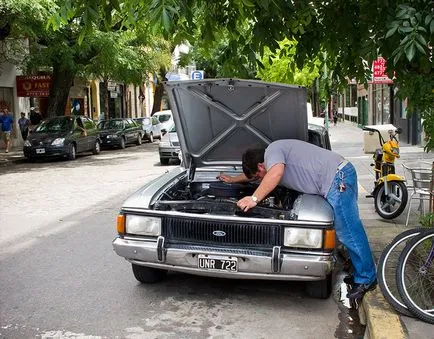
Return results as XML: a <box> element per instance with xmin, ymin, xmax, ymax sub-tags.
<box><xmin>100</xmin><ymin>120</ymin><xmax>124</xmax><ymax>129</ymax></box>
<box><xmin>141</xmin><ymin>118</ymin><xmax>151</xmax><ymax>125</ymax></box>
<box><xmin>35</xmin><ymin>117</ymin><xmax>73</xmax><ymax>133</ymax></box>
<box><xmin>157</xmin><ymin>114</ymin><xmax>171</xmax><ymax>123</ymax></box>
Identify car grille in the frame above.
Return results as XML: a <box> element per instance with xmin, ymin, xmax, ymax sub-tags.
<box><xmin>163</xmin><ymin>216</ymin><xmax>281</xmax><ymax>247</ymax></box>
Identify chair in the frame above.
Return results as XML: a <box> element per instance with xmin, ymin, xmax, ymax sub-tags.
<box><xmin>404</xmin><ymin>165</ymin><xmax>434</xmax><ymax>226</ymax></box>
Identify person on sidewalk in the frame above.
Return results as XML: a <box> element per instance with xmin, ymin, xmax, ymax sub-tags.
<box><xmin>217</xmin><ymin>139</ymin><xmax>377</xmax><ymax>300</ymax></box>
<box><xmin>0</xmin><ymin>108</ymin><xmax>14</xmax><ymax>153</ymax></box>
<box><xmin>18</xmin><ymin>112</ymin><xmax>29</xmax><ymax>140</ymax></box>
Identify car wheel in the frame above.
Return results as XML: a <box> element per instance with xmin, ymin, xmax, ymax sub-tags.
<box><xmin>132</xmin><ymin>264</ymin><xmax>167</xmax><ymax>283</ymax></box>
<box><xmin>149</xmin><ymin>133</ymin><xmax>154</xmax><ymax>143</ymax></box>
<box><xmin>305</xmin><ymin>273</ymin><xmax>332</xmax><ymax>299</ymax></box>
<box><xmin>67</xmin><ymin>143</ymin><xmax>76</xmax><ymax>160</ymax></box>
<box><xmin>92</xmin><ymin>140</ymin><xmax>101</xmax><ymax>154</ymax></box>
<box><xmin>160</xmin><ymin>157</ymin><xmax>169</xmax><ymax>165</ymax></box>
<box><xmin>120</xmin><ymin>136</ymin><xmax>126</xmax><ymax>149</ymax></box>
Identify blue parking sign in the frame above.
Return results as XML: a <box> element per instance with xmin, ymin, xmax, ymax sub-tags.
<box><xmin>191</xmin><ymin>70</ymin><xmax>204</xmax><ymax>80</ymax></box>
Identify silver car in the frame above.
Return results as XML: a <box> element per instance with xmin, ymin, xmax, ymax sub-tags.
<box><xmin>134</xmin><ymin>116</ymin><xmax>163</xmax><ymax>143</ymax></box>
<box><xmin>158</xmin><ymin>124</ymin><xmax>180</xmax><ymax>165</ymax></box>
<box><xmin>113</xmin><ymin>79</ymin><xmax>336</xmax><ymax>299</ymax></box>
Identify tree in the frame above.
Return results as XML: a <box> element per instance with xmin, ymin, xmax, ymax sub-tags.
<box><xmin>2</xmin><ymin>0</ymin><xmax>171</xmax><ymax>118</ymax></box>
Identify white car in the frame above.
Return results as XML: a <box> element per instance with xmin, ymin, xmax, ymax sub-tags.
<box><xmin>153</xmin><ymin>110</ymin><xmax>174</xmax><ymax>134</ymax></box>
<box><xmin>158</xmin><ymin>124</ymin><xmax>180</xmax><ymax>165</ymax></box>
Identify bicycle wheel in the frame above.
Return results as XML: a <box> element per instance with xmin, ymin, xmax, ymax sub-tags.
<box><xmin>397</xmin><ymin>229</ymin><xmax>434</xmax><ymax>324</ymax></box>
<box><xmin>377</xmin><ymin>227</ymin><xmax>424</xmax><ymax>316</ymax></box>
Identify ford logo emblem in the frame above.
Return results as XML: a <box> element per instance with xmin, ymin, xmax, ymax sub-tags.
<box><xmin>213</xmin><ymin>230</ymin><xmax>226</xmax><ymax>237</ymax></box>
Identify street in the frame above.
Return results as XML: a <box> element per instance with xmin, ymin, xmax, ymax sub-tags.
<box><xmin>0</xmin><ymin>142</ymin><xmax>361</xmax><ymax>339</ymax></box>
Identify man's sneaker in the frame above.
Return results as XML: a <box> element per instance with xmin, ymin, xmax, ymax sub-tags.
<box><xmin>347</xmin><ymin>280</ymin><xmax>377</xmax><ymax>299</ymax></box>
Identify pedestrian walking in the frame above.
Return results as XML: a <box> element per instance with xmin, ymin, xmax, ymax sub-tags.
<box><xmin>0</xmin><ymin>108</ymin><xmax>14</xmax><ymax>153</ymax></box>
<box><xmin>18</xmin><ymin>112</ymin><xmax>29</xmax><ymax>140</ymax></box>
<box><xmin>333</xmin><ymin>108</ymin><xmax>338</xmax><ymax>126</ymax></box>
<box><xmin>218</xmin><ymin>139</ymin><xmax>377</xmax><ymax>300</ymax></box>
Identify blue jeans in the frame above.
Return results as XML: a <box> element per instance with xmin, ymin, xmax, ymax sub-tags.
<box><xmin>326</xmin><ymin>162</ymin><xmax>376</xmax><ymax>284</ymax></box>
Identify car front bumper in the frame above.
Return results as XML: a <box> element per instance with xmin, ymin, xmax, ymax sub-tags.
<box><xmin>159</xmin><ymin>147</ymin><xmax>180</xmax><ymax>159</ymax></box>
<box><xmin>23</xmin><ymin>145</ymin><xmax>68</xmax><ymax>158</ymax></box>
<box><xmin>112</xmin><ymin>236</ymin><xmax>334</xmax><ymax>281</ymax></box>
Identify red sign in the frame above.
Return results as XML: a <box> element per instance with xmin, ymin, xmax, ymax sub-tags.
<box><xmin>371</xmin><ymin>57</ymin><xmax>393</xmax><ymax>84</ymax></box>
<box><xmin>16</xmin><ymin>75</ymin><xmax>52</xmax><ymax>97</ymax></box>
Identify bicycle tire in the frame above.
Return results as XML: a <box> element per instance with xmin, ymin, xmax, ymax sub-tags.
<box><xmin>377</xmin><ymin>227</ymin><xmax>424</xmax><ymax>316</ymax></box>
<box><xmin>396</xmin><ymin>229</ymin><xmax>434</xmax><ymax>324</ymax></box>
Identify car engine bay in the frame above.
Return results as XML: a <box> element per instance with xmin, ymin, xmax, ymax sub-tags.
<box><xmin>153</xmin><ymin>180</ymin><xmax>302</xmax><ymax>220</ymax></box>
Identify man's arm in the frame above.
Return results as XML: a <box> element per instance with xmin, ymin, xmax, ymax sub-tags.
<box><xmin>217</xmin><ymin>172</ymin><xmax>250</xmax><ymax>183</ymax></box>
<box><xmin>237</xmin><ymin>163</ymin><xmax>285</xmax><ymax>211</ymax></box>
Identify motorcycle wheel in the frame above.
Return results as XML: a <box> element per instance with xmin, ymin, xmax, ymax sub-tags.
<box><xmin>374</xmin><ymin>181</ymin><xmax>408</xmax><ymax>219</ymax></box>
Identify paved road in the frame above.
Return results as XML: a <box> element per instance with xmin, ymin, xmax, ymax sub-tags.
<box><xmin>0</xmin><ymin>142</ymin><xmax>361</xmax><ymax>338</ymax></box>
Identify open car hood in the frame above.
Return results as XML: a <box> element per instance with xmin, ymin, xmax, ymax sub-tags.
<box><xmin>164</xmin><ymin>78</ymin><xmax>308</xmax><ymax>169</ymax></box>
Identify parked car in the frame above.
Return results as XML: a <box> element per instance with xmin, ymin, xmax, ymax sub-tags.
<box><xmin>23</xmin><ymin>115</ymin><xmax>101</xmax><ymax>161</ymax></box>
<box><xmin>133</xmin><ymin>116</ymin><xmax>162</xmax><ymax>143</ymax></box>
<box><xmin>98</xmin><ymin>118</ymin><xmax>143</xmax><ymax>149</ymax></box>
<box><xmin>112</xmin><ymin>79</ymin><xmax>335</xmax><ymax>299</ymax></box>
<box><xmin>158</xmin><ymin>124</ymin><xmax>180</xmax><ymax>165</ymax></box>
<box><xmin>153</xmin><ymin>110</ymin><xmax>173</xmax><ymax>134</ymax></box>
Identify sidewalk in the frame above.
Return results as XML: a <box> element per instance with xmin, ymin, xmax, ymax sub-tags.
<box><xmin>329</xmin><ymin>121</ymin><xmax>433</xmax><ymax>339</ymax></box>
<box><xmin>0</xmin><ymin>146</ymin><xmax>26</xmax><ymax>168</ymax></box>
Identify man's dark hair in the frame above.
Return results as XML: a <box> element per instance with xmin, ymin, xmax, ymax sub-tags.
<box><xmin>242</xmin><ymin>148</ymin><xmax>265</xmax><ymax>179</ymax></box>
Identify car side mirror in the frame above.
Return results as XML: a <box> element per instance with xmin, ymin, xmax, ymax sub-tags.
<box><xmin>396</xmin><ymin>127</ymin><xmax>403</xmax><ymax>134</ymax></box>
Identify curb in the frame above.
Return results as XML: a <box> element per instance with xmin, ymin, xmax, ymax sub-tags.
<box><xmin>360</xmin><ymin>288</ymin><xmax>407</xmax><ymax>339</ymax></box>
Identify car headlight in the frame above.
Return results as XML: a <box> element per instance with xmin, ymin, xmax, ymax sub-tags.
<box><xmin>283</xmin><ymin>228</ymin><xmax>323</xmax><ymax>248</ymax></box>
<box><xmin>51</xmin><ymin>138</ymin><xmax>65</xmax><ymax>146</ymax></box>
<box><xmin>24</xmin><ymin>140</ymin><xmax>31</xmax><ymax>147</ymax></box>
<box><xmin>125</xmin><ymin>215</ymin><xmax>161</xmax><ymax>236</ymax></box>
<box><xmin>107</xmin><ymin>134</ymin><xmax>119</xmax><ymax>139</ymax></box>
<box><xmin>159</xmin><ymin>141</ymin><xmax>171</xmax><ymax>147</ymax></box>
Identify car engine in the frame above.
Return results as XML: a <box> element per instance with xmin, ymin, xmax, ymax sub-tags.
<box><xmin>152</xmin><ymin>180</ymin><xmax>302</xmax><ymax>220</ymax></box>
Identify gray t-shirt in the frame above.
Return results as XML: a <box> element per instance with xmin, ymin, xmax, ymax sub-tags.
<box><xmin>264</xmin><ymin>139</ymin><xmax>343</xmax><ymax>196</ymax></box>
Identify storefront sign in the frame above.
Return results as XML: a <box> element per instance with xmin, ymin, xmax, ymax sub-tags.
<box><xmin>16</xmin><ymin>75</ymin><xmax>52</xmax><ymax>97</ymax></box>
<box><xmin>371</xmin><ymin>57</ymin><xmax>393</xmax><ymax>84</ymax></box>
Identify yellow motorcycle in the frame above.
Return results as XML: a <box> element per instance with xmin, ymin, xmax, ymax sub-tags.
<box><xmin>363</xmin><ymin>126</ymin><xmax>408</xmax><ymax>219</ymax></box>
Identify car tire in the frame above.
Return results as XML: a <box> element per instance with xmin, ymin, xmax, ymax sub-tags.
<box><xmin>160</xmin><ymin>157</ymin><xmax>169</xmax><ymax>165</ymax></box>
<box><xmin>149</xmin><ymin>133</ymin><xmax>154</xmax><ymax>143</ymax></box>
<box><xmin>120</xmin><ymin>136</ymin><xmax>126</xmax><ymax>149</ymax></box>
<box><xmin>132</xmin><ymin>264</ymin><xmax>167</xmax><ymax>283</ymax></box>
<box><xmin>67</xmin><ymin>143</ymin><xmax>76</xmax><ymax>160</ymax></box>
<box><xmin>136</xmin><ymin>134</ymin><xmax>142</xmax><ymax>145</ymax></box>
<box><xmin>306</xmin><ymin>273</ymin><xmax>332</xmax><ymax>299</ymax></box>
<box><xmin>92</xmin><ymin>140</ymin><xmax>101</xmax><ymax>155</ymax></box>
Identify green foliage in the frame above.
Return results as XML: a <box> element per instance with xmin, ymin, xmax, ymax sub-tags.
<box><xmin>257</xmin><ymin>39</ymin><xmax>320</xmax><ymax>87</ymax></box>
<box><xmin>419</xmin><ymin>212</ymin><xmax>434</xmax><ymax>228</ymax></box>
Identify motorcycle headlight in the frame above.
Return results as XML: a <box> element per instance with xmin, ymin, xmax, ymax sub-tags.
<box><xmin>51</xmin><ymin>138</ymin><xmax>65</xmax><ymax>146</ymax></box>
<box><xmin>125</xmin><ymin>215</ymin><xmax>161</xmax><ymax>236</ymax></box>
<box><xmin>283</xmin><ymin>228</ymin><xmax>322</xmax><ymax>248</ymax></box>
<box><xmin>24</xmin><ymin>140</ymin><xmax>31</xmax><ymax>147</ymax></box>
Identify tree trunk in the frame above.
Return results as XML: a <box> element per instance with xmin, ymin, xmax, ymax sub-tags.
<box><xmin>100</xmin><ymin>80</ymin><xmax>109</xmax><ymax>120</ymax></box>
<box><xmin>151</xmin><ymin>82</ymin><xmax>164</xmax><ymax>115</ymax></box>
<box><xmin>46</xmin><ymin>64</ymin><xmax>76</xmax><ymax>118</ymax></box>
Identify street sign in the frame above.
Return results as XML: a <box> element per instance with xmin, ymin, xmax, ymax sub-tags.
<box><xmin>191</xmin><ymin>70</ymin><xmax>204</xmax><ymax>80</ymax></box>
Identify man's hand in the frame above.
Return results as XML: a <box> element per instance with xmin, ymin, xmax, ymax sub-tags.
<box><xmin>216</xmin><ymin>172</ymin><xmax>233</xmax><ymax>183</ymax></box>
<box><xmin>237</xmin><ymin>196</ymin><xmax>257</xmax><ymax>212</ymax></box>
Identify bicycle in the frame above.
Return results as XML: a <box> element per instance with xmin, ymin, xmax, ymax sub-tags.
<box><xmin>396</xmin><ymin>228</ymin><xmax>434</xmax><ymax>324</ymax></box>
<box><xmin>377</xmin><ymin>227</ymin><xmax>425</xmax><ymax>316</ymax></box>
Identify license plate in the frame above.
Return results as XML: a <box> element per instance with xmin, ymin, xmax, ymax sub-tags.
<box><xmin>198</xmin><ymin>254</ymin><xmax>238</xmax><ymax>272</ymax></box>
<box><xmin>36</xmin><ymin>148</ymin><xmax>45</xmax><ymax>154</ymax></box>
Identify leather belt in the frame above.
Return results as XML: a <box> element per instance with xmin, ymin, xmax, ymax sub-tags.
<box><xmin>337</xmin><ymin>159</ymin><xmax>349</xmax><ymax>172</ymax></box>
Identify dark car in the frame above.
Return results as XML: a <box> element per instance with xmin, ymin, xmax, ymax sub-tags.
<box><xmin>98</xmin><ymin>118</ymin><xmax>143</xmax><ymax>149</ymax></box>
<box><xmin>133</xmin><ymin>116</ymin><xmax>163</xmax><ymax>143</ymax></box>
<box><xmin>23</xmin><ymin>115</ymin><xmax>101</xmax><ymax>161</ymax></box>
